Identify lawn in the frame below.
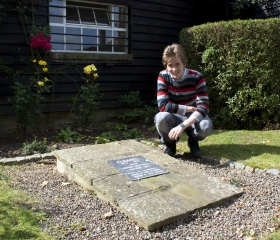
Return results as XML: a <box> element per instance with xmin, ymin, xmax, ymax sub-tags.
<box><xmin>177</xmin><ymin>130</ymin><xmax>280</xmax><ymax>170</ymax></box>
<box><xmin>0</xmin><ymin>172</ymin><xmax>52</xmax><ymax>239</ymax></box>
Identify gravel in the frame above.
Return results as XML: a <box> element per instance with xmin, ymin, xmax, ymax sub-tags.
<box><xmin>3</xmin><ymin>153</ymin><xmax>280</xmax><ymax>240</ymax></box>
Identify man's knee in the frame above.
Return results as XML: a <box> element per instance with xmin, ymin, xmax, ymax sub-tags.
<box><xmin>154</xmin><ymin>112</ymin><xmax>171</xmax><ymax>124</ymax></box>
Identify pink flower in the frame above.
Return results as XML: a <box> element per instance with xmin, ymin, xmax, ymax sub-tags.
<box><xmin>30</xmin><ymin>33</ymin><xmax>52</xmax><ymax>50</ymax></box>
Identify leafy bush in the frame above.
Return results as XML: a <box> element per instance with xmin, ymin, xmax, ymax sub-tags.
<box><xmin>113</xmin><ymin>124</ymin><xmax>128</xmax><ymax>131</ymax></box>
<box><xmin>180</xmin><ymin>19</ymin><xmax>280</xmax><ymax>130</ymax></box>
<box><xmin>118</xmin><ymin>91</ymin><xmax>158</xmax><ymax>123</ymax></box>
<box><xmin>56</xmin><ymin>127</ymin><xmax>81</xmax><ymax>143</ymax></box>
<box><xmin>122</xmin><ymin>128</ymin><xmax>143</xmax><ymax>139</ymax></box>
<box><xmin>95</xmin><ymin>132</ymin><xmax>116</xmax><ymax>144</ymax></box>
<box><xmin>23</xmin><ymin>137</ymin><xmax>48</xmax><ymax>155</ymax></box>
<box><xmin>71</xmin><ymin>64</ymin><xmax>100</xmax><ymax>132</ymax></box>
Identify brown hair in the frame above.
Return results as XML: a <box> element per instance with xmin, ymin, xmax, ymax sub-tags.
<box><xmin>162</xmin><ymin>43</ymin><xmax>187</xmax><ymax>68</ymax></box>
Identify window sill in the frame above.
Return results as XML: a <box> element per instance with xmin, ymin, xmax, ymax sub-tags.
<box><xmin>49</xmin><ymin>52</ymin><xmax>133</xmax><ymax>63</ymax></box>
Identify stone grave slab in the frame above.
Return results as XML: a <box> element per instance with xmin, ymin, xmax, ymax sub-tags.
<box><xmin>54</xmin><ymin>140</ymin><xmax>243</xmax><ymax>231</ymax></box>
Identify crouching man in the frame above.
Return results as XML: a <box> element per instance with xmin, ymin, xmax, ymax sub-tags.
<box><xmin>154</xmin><ymin>43</ymin><xmax>213</xmax><ymax>158</ymax></box>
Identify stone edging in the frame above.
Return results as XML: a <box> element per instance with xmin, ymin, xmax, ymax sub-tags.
<box><xmin>0</xmin><ymin>140</ymin><xmax>279</xmax><ymax>177</ymax></box>
<box><xmin>0</xmin><ymin>152</ymin><xmax>54</xmax><ymax>165</ymax></box>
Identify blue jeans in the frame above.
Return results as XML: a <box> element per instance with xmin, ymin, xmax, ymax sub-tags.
<box><xmin>154</xmin><ymin>112</ymin><xmax>213</xmax><ymax>145</ymax></box>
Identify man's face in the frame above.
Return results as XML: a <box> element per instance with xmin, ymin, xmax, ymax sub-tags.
<box><xmin>166</xmin><ymin>56</ymin><xmax>185</xmax><ymax>80</ymax></box>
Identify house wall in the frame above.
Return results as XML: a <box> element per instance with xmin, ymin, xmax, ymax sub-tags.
<box><xmin>0</xmin><ymin>0</ymin><xmax>209</xmax><ymax>118</ymax></box>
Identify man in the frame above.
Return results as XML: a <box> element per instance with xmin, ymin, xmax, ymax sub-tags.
<box><xmin>154</xmin><ymin>43</ymin><xmax>213</xmax><ymax>158</ymax></box>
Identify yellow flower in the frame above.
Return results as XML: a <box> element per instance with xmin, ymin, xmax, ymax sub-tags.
<box><xmin>43</xmin><ymin>67</ymin><xmax>48</xmax><ymax>72</ymax></box>
<box><xmin>38</xmin><ymin>60</ymin><xmax>47</xmax><ymax>66</ymax></box>
<box><xmin>93</xmin><ymin>73</ymin><xmax>98</xmax><ymax>78</ymax></box>
<box><xmin>44</xmin><ymin>77</ymin><xmax>50</xmax><ymax>81</ymax></box>
<box><xmin>84</xmin><ymin>64</ymin><xmax>97</xmax><ymax>74</ymax></box>
<box><xmin>38</xmin><ymin>81</ymin><xmax>44</xmax><ymax>87</ymax></box>
<box><xmin>33</xmin><ymin>59</ymin><xmax>37</xmax><ymax>63</ymax></box>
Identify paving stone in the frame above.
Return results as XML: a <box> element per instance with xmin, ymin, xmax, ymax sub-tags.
<box><xmin>223</xmin><ymin>160</ymin><xmax>235</xmax><ymax>168</ymax></box>
<box><xmin>0</xmin><ymin>158</ymin><xmax>16</xmax><ymax>165</ymax></box>
<box><xmin>54</xmin><ymin>140</ymin><xmax>243</xmax><ymax>231</ymax></box>
<box><xmin>41</xmin><ymin>152</ymin><xmax>54</xmax><ymax>159</ymax></box>
<box><xmin>266</xmin><ymin>169</ymin><xmax>280</xmax><ymax>176</ymax></box>
<box><xmin>245</xmin><ymin>165</ymin><xmax>254</xmax><ymax>173</ymax></box>
<box><xmin>15</xmin><ymin>156</ymin><xmax>28</xmax><ymax>163</ymax></box>
<box><xmin>235</xmin><ymin>162</ymin><xmax>245</xmax><ymax>170</ymax></box>
<box><xmin>28</xmin><ymin>154</ymin><xmax>42</xmax><ymax>162</ymax></box>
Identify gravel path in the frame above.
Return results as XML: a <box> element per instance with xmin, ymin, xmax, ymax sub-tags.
<box><xmin>3</xmin><ymin>156</ymin><xmax>280</xmax><ymax>240</ymax></box>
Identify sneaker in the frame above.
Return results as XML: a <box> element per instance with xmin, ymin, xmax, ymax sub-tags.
<box><xmin>164</xmin><ymin>142</ymin><xmax>176</xmax><ymax>157</ymax></box>
<box><xmin>188</xmin><ymin>135</ymin><xmax>202</xmax><ymax>158</ymax></box>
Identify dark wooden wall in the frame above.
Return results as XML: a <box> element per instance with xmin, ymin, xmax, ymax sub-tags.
<box><xmin>0</xmin><ymin>0</ymin><xmax>209</xmax><ymax>115</ymax></box>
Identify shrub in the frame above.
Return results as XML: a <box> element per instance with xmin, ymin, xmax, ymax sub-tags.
<box><xmin>180</xmin><ymin>19</ymin><xmax>280</xmax><ymax>130</ymax></box>
<box><xmin>70</xmin><ymin>64</ymin><xmax>100</xmax><ymax>132</ymax></box>
<box><xmin>23</xmin><ymin>137</ymin><xmax>48</xmax><ymax>155</ymax></box>
<box><xmin>95</xmin><ymin>132</ymin><xmax>116</xmax><ymax>144</ymax></box>
<box><xmin>56</xmin><ymin>127</ymin><xmax>81</xmax><ymax>143</ymax></box>
<box><xmin>122</xmin><ymin>128</ymin><xmax>143</xmax><ymax>139</ymax></box>
<box><xmin>118</xmin><ymin>91</ymin><xmax>158</xmax><ymax>123</ymax></box>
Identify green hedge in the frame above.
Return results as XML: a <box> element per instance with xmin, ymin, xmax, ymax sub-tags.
<box><xmin>179</xmin><ymin>19</ymin><xmax>280</xmax><ymax>130</ymax></box>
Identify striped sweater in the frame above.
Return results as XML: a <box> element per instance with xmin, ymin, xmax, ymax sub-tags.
<box><xmin>157</xmin><ymin>68</ymin><xmax>209</xmax><ymax>122</ymax></box>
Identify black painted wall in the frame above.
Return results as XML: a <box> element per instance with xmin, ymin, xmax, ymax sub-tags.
<box><xmin>0</xmin><ymin>0</ymin><xmax>210</xmax><ymax>115</ymax></box>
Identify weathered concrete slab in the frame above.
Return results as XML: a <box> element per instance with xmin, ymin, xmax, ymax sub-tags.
<box><xmin>54</xmin><ymin>140</ymin><xmax>243</xmax><ymax>231</ymax></box>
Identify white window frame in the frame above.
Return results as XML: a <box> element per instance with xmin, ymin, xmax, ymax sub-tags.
<box><xmin>49</xmin><ymin>0</ymin><xmax>129</xmax><ymax>54</ymax></box>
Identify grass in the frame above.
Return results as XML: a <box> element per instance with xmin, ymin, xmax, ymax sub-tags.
<box><xmin>0</xmin><ymin>170</ymin><xmax>52</xmax><ymax>240</ymax></box>
<box><xmin>177</xmin><ymin>130</ymin><xmax>280</xmax><ymax>170</ymax></box>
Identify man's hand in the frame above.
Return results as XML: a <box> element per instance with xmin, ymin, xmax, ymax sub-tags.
<box><xmin>168</xmin><ymin>125</ymin><xmax>185</xmax><ymax>141</ymax></box>
<box><xmin>186</xmin><ymin>106</ymin><xmax>197</xmax><ymax>112</ymax></box>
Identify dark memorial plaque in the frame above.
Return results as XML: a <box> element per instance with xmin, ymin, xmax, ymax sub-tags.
<box><xmin>108</xmin><ymin>156</ymin><xmax>169</xmax><ymax>180</ymax></box>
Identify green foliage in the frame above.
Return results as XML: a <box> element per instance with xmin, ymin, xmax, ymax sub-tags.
<box><xmin>119</xmin><ymin>90</ymin><xmax>144</xmax><ymax>108</ymax></box>
<box><xmin>180</xmin><ymin>19</ymin><xmax>280</xmax><ymax>130</ymax></box>
<box><xmin>119</xmin><ymin>91</ymin><xmax>158</xmax><ymax>123</ymax></box>
<box><xmin>231</xmin><ymin>0</ymin><xmax>259</xmax><ymax>17</ymax></box>
<box><xmin>113</xmin><ymin>123</ymin><xmax>128</xmax><ymax>131</ymax></box>
<box><xmin>229</xmin><ymin>178</ymin><xmax>240</xmax><ymax>187</ymax></box>
<box><xmin>142</xmin><ymin>103</ymin><xmax>158</xmax><ymax>124</ymax></box>
<box><xmin>95</xmin><ymin>132</ymin><xmax>116</xmax><ymax>144</ymax></box>
<box><xmin>56</xmin><ymin>127</ymin><xmax>81</xmax><ymax>143</ymax></box>
<box><xmin>71</xmin><ymin>64</ymin><xmax>100</xmax><ymax>132</ymax></box>
<box><xmin>122</xmin><ymin>128</ymin><xmax>143</xmax><ymax>139</ymax></box>
<box><xmin>9</xmin><ymin>76</ymin><xmax>51</xmax><ymax>137</ymax></box>
<box><xmin>22</xmin><ymin>137</ymin><xmax>48</xmax><ymax>155</ymax></box>
<box><xmin>0</xmin><ymin>58</ymin><xmax>21</xmax><ymax>80</ymax></box>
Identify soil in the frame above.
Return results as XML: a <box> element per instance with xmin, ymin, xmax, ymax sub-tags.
<box><xmin>0</xmin><ymin>121</ymin><xmax>156</xmax><ymax>159</ymax></box>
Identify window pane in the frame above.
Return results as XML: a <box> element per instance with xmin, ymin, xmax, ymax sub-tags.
<box><xmin>50</xmin><ymin>0</ymin><xmax>64</xmax><ymax>23</ymax></box>
<box><xmin>66</xmin><ymin>27</ymin><xmax>81</xmax><ymax>51</ymax></box>
<box><xmin>50</xmin><ymin>6</ymin><xmax>64</xmax><ymax>24</ymax></box>
<box><xmin>51</xmin><ymin>26</ymin><xmax>65</xmax><ymax>50</ymax></box>
<box><xmin>95</xmin><ymin>9</ymin><xmax>110</xmax><ymax>26</ymax></box>
<box><xmin>66</xmin><ymin>6</ymin><xmax>80</xmax><ymax>24</ymax></box>
<box><xmin>79</xmin><ymin>8</ymin><xmax>96</xmax><ymax>25</ymax></box>
<box><xmin>99</xmin><ymin>30</ymin><xmax>112</xmax><ymax>52</ymax></box>
<box><xmin>83</xmin><ymin>29</ymin><xmax>97</xmax><ymax>51</ymax></box>
<box><xmin>113</xmin><ymin>31</ymin><xmax>126</xmax><ymax>52</ymax></box>
<box><xmin>114</xmin><ymin>7</ymin><xmax>126</xmax><ymax>28</ymax></box>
